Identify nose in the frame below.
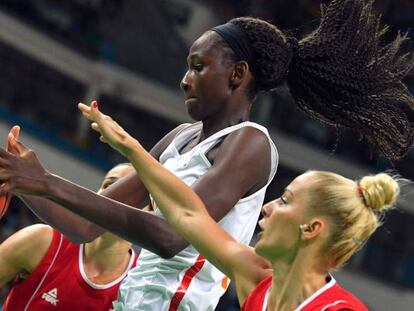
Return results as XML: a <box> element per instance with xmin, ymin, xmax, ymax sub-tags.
<box><xmin>180</xmin><ymin>71</ymin><xmax>191</xmax><ymax>93</ymax></box>
<box><xmin>261</xmin><ymin>202</ymin><xmax>273</xmax><ymax>218</ymax></box>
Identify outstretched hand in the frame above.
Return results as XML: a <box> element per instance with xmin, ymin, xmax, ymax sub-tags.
<box><xmin>78</xmin><ymin>101</ymin><xmax>139</xmax><ymax>158</ymax></box>
<box><xmin>0</xmin><ymin>127</ymin><xmax>50</xmax><ymax>196</ymax></box>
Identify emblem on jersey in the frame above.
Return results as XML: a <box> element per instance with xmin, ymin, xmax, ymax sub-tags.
<box><xmin>41</xmin><ymin>288</ymin><xmax>59</xmax><ymax>306</ymax></box>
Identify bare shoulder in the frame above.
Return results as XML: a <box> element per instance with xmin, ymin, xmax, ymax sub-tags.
<box><xmin>213</xmin><ymin>125</ymin><xmax>272</xmax><ymax>192</ymax></box>
<box><xmin>222</xmin><ymin>125</ymin><xmax>271</xmax><ymax>151</ymax></box>
<box><xmin>0</xmin><ymin>224</ymin><xmax>54</xmax><ymax>273</ymax></box>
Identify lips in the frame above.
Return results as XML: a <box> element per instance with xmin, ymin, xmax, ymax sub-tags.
<box><xmin>185</xmin><ymin>97</ymin><xmax>198</xmax><ymax>105</ymax></box>
<box><xmin>258</xmin><ymin>219</ymin><xmax>265</xmax><ymax>230</ymax></box>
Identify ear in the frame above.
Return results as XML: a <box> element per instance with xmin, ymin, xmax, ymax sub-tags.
<box><xmin>301</xmin><ymin>218</ymin><xmax>325</xmax><ymax>241</ymax></box>
<box><xmin>229</xmin><ymin>61</ymin><xmax>249</xmax><ymax>88</ymax></box>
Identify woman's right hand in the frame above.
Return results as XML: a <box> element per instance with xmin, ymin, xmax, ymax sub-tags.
<box><xmin>0</xmin><ymin>127</ymin><xmax>51</xmax><ymax>196</ymax></box>
<box><xmin>78</xmin><ymin>101</ymin><xmax>140</xmax><ymax>159</ymax></box>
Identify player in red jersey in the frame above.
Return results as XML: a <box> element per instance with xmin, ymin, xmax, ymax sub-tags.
<box><xmin>75</xmin><ymin>102</ymin><xmax>400</xmax><ymax>310</ymax></box>
<box><xmin>0</xmin><ymin>163</ymin><xmax>138</xmax><ymax>311</ymax></box>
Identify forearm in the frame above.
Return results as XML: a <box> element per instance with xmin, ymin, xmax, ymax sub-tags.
<box><xmin>17</xmin><ymin>195</ymin><xmax>104</xmax><ymax>243</ymax></box>
<box><xmin>45</xmin><ymin>174</ymin><xmax>187</xmax><ymax>257</ymax></box>
<box><xmin>15</xmin><ymin>172</ymin><xmax>152</xmax><ymax>244</ymax></box>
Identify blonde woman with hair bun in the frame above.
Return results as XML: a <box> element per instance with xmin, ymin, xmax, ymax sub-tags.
<box><xmin>68</xmin><ymin>103</ymin><xmax>401</xmax><ymax>310</ymax></box>
<box><xmin>304</xmin><ymin>171</ymin><xmax>399</xmax><ymax>269</ymax></box>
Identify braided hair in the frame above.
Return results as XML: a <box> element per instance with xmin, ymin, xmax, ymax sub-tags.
<box><xmin>224</xmin><ymin>0</ymin><xmax>414</xmax><ymax>160</ymax></box>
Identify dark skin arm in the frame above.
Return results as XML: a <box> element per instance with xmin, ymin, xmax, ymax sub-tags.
<box><xmin>8</xmin><ymin>125</ymin><xmax>187</xmax><ymax>244</ymax></box>
<box><xmin>0</xmin><ymin>126</ymin><xmax>271</xmax><ymax>258</ymax></box>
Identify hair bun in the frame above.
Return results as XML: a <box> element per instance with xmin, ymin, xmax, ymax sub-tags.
<box><xmin>359</xmin><ymin>173</ymin><xmax>399</xmax><ymax>212</ymax></box>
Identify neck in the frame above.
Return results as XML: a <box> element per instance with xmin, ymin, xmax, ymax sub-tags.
<box><xmin>83</xmin><ymin>233</ymin><xmax>132</xmax><ymax>276</ymax></box>
<box><xmin>267</xmin><ymin>251</ymin><xmax>329</xmax><ymax>311</ymax></box>
<box><xmin>199</xmin><ymin>98</ymin><xmax>251</xmax><ymax>141</ymax></box>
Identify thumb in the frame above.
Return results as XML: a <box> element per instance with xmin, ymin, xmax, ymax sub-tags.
<box><xmin>7</xmin><ymin>125</ymin><xmax>21</xmax><ymax>152</ymax></box>
<box><xmin>10</xmin><ymin>125</ymin><xmax>21</xmax><ymax>141</ymax></box>
<box><xmin>7</xmin><ymin>133</ymin><xmax>26</xmax><ymax>156</ymax></box>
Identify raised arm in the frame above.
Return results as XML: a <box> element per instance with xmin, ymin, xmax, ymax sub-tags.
<box><xmin>5</xmin><ymin>125</ymin><xmax>183</xmax><ymax>244</ymax></box>
<box><xmin>0</xmin><ymin>224</ymin><xmax>53</xmax><ymax>287</ymax></box>
<box><xmin>0</xmin><ymin>103</ymin><xmax>271</xmax><ymax>259</ymax></box>
<box><xmin>80</xmin><ymin>103</ymin><xmax>273</xmax><ymax>303</ymax></box>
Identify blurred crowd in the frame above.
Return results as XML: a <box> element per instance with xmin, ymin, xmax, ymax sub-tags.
<box><xmin>0</xmin><ymin>0</ymin><xmax>414</xmax><ymax>307</ymax></box>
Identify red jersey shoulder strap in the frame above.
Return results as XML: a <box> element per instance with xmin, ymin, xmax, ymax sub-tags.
<box><xmin>241</xmin><ymin>275</ymin><xmax>272</xmax><ymax>311</ymax></box>
<box><xmin>22</xmin><ymin>230</ymin><xmax>64</xmax><ymax>311</ymax></box>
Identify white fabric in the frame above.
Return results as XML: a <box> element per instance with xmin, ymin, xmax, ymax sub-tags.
<box><xmin>116</xmin><ymin>121</ymin><xmax>278</xmax><ymax>310</ymax></box>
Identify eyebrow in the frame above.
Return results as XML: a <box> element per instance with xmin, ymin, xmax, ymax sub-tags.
<box><xmin>188</xmin><ymin>50</ymin><xmax>210</xmax><ymax>63</ymax></box>
<box><xmin>284</xmin><ymin>188</ymin><xmax>295</xmax><ymax>198</ymax></box>
<box><xmin>102</xmin><ymin>176</ymin><xmax>118</xmax><ymax>184</ymax></box>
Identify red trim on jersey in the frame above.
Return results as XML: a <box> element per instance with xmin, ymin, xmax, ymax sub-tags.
<box><xmin>4</xmin><ymin>230</ymin><xmax>138</xmax><ymax>311</ymax></box>
<box><xmin>168</xmin><ymin>255</ymin><xmax>206</xmax><ymax>311</ymax></box>
<box><xmin>241</xmin><ymin>275</ymin><xmax>369</xmax><ymax>311</ymax></box>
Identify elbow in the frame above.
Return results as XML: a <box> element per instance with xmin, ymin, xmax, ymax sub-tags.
<box><xmin>66</xmin><ymin>227</ymin><xmax>102</xmax><ymax>245</ymax></box>
<box><xmin>153</xmin><ymin>235</ymin><xmax>188</xmax><ymax>259</ymax></box>
<box><xmin>157</xmin><ymin>248</ymin><xmax>176</xmax><ymax>259</ymax></box>
<box><xmin>66</xmin><ymin>234</ymin><xmax>93</xmax><ymax>245</ymax></box>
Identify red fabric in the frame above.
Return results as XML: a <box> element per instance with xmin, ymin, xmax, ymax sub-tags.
<box><xmin>241</xmin><ymin>276</ymin><xmax>369</xmax><ymax>311</ymax></box>
<box><xmin>3</xmin><ymin>230</ymin><xmax>137</xmax><ymax>311</ymax></box>
<box><xmin>168</xmin><ymin>255</ymin><xmax>206</xmax><ymax>311</ymax></box>
<box><xmin>0</xmin><ymin>193</ymin><xmax>12</xmax><ymax>219</ymax></box>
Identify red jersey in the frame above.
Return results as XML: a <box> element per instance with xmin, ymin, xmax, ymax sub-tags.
<box><xmin>3</xmin><ymin>230</ymin><xmax>138</xmax><ymax>311</ymax></box>
<box><xmin>241</xmin><ymin>275</ymin><xmax>369</xmax><ymax>311</ymax></box>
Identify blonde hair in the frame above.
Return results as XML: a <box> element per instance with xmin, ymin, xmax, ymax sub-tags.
<box><xmin>306</xmin><ymin>171</ymin><xmax>399</xmax><ymax>268</ymax></box>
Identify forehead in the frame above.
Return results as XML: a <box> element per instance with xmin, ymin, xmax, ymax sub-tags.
<box><xmin>104</xmin><ymin>165</ymin><xmax>133</xmax><ymax>180</ymax></box>
<box><xmin>286</xmin><ymin>172</ymin><xmax>314</xmax><ymax>198</ymax></box>
<box><xmin>188</xmin><ymin>31</ymin><xmax>224</xmax><ymax>60</ymax></box>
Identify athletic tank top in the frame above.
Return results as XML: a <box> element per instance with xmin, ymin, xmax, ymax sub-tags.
<box><xmin>116</xmin><ymin>121</ymin><xmax>278</xmax><ymax>311</ymax></box>
<box><xmin>241</xmin><ymin>275</ymin><xmax>369</xmax><ymax>311</ymax></box>
<box><xmin>3</xmin><ymin>230</ymin><xmax>138</xmax><ymax>311</ymax></box>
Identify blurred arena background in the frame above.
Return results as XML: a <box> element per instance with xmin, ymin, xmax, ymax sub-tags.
<box><xmin>0</xmin><ymin>0</ymin><xmax>413</xmax><ymax>310</ymax></box>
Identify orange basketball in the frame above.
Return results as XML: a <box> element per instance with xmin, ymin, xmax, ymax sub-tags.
<box><xmin>0</xmin><ymin>193</ymin><xmax>11</xmax><ymax>220</ymax></box>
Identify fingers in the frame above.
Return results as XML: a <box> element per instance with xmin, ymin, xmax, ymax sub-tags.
<box><xmin>7</xmin><ymin>125</ymin><xmax>21</xmax><ymax>153</ymax></box>
<box><xmin>0</xmin><ymin>167</ymin><xmax>10</xmax><ymax>181</ymax></box>
<box><xmin>78</xmin><ymin>102</ymin><xmax>95</xmax><ymax>121</ymax></box>
<box><xmin>0</xmin><ymin>182</ymin><xmax>12</xmax><ymax>196</ymax></box>
<box><xmin>10</xmin><ymin>126</ymin><xmax>20</xmax><ymax>141</ymax></box>
<box><xmin>7</xmin><ymin>136</ymin><xmax>28</xmax><ymax>156</ymax></box>
<box><xmin>0</xmin><ymin>147</ymin><xmax>11</xmax><ymax>159</ymax></box>
<box><xmin>89</xmin><ymin>100</ymin><xmax>103</xmax><ymax>122</ymax></box>
<box><xmin>91</xmin><ymin>122</ymin><xmax>100</xmax><ymax>132</ymax></box>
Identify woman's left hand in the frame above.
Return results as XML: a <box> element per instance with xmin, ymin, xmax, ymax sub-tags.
<box><xmin>78</xmin><ymin>101</ymin><xmax>140</xmax><ymax>158</ymax></box>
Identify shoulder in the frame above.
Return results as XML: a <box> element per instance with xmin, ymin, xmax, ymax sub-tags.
<box><xmin>0</xmin><ymin>224</ymin><xmax>54</xmax><ymax>273</ymax></box>
<box><xmin>217</xmin><ymin>124</ymin><xmax>273</xmax><ymax>162</ymax></box>
<box><xmin>240</xmin><ymin>275</ymin><xmax>272</xmax><ymax>310</ymax></box>
<box><xmin>213</xmin><ymin>124</ymin><xmax>274</xmax><ymax>181</ymax></box>
<box><xmin>319</xmin><ymin>283</ymin><xmax>369</xmax><ymax>311</ymax></box>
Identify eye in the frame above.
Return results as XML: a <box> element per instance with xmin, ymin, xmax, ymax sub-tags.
<box><xmin>101</xmin><ymin>182</ymin><xmax>113</xmax><ymax>190</ymax></box>
<box><xmin>278</xmin><ymin>196</ymin><xmax>288</xmax><ymax>206</ymax></box>
<box><xmin>193</xmin><ymin>63</ymin><xmax>204</xmax><ymax>72</ymax></box>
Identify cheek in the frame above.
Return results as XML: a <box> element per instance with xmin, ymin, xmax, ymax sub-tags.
<box><xmin>201</xmin><ymin>73</ymin><xmax>230</xmax><ymax>96</ymax></box>
<box><xmin>269</xmin><ymin>213</ymin><xmax>300</xmax><ymax>245</ymax></box>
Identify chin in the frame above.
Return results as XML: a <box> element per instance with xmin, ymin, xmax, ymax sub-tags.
<box><xmin>186</xmin><ymin>107</ymin><xmax>202</xmax><ymax>121</ymax></box>
<box><xmin>254</xmin><ymin>242</ymin><xmax>264</xmax><ymax>256</ymax></box>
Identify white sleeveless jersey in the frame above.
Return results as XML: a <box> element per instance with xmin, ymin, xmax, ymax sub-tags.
<box><xmin>115</xmin><ymin>121</ymin><xmax>278</xmax><ymax>311</ymax></box>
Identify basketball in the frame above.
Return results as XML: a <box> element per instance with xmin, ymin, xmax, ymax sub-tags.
<box><xmin>0</xmin><ymin>193</ymin><xmax>11</xmax><ymax>220</ymax></box>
